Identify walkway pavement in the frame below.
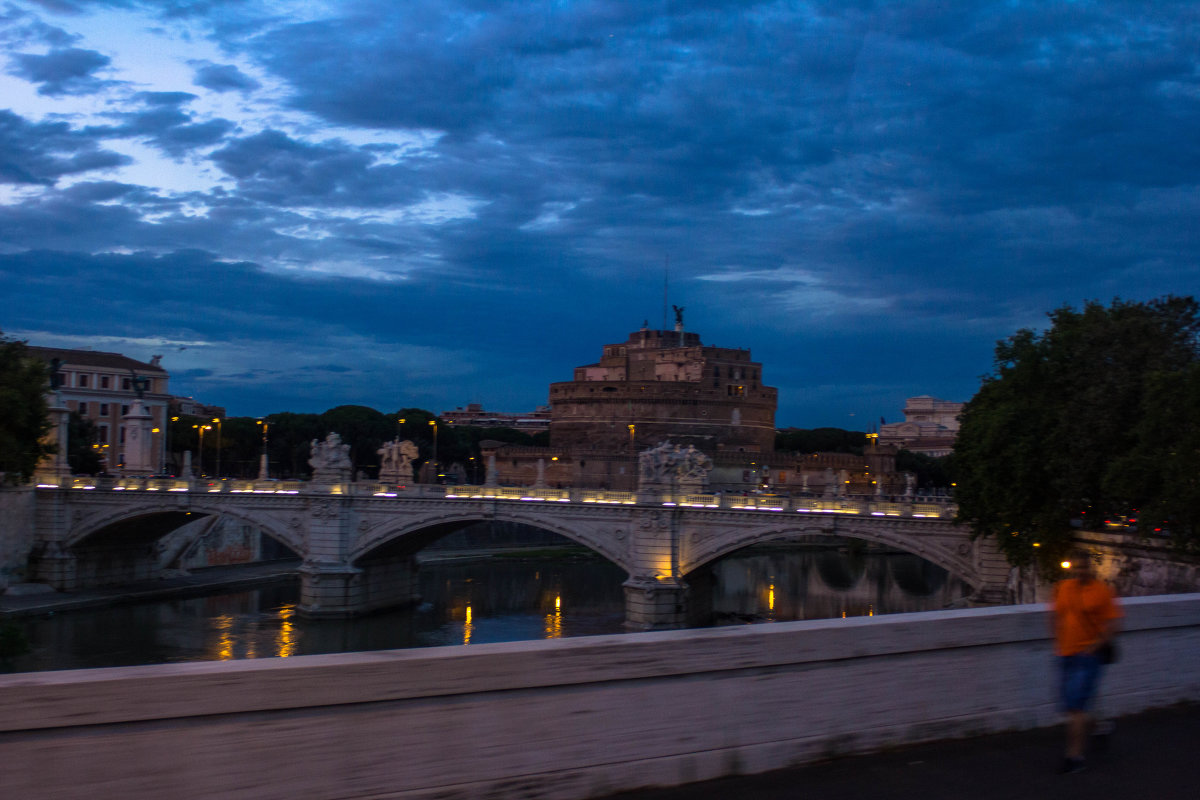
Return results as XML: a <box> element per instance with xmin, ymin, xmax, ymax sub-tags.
<box><xmin>602</xmin><ymin>702</ymin><xmax>1200</xmax><ymax>800</ymax></box>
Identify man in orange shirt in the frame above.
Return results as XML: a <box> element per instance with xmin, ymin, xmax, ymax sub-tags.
<box><xmin>1050</xmin><ymin>550</ymin><xmax>1122</xmax><ymax>773</ymax></box>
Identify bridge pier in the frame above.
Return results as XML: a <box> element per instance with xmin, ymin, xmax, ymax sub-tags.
<box><xmin>297</xmin><ymin>562</ymin><xmax>365</xmax><ymax>618</ymax></box>
<box><xmin>623</xmin><ymin>576</ymin><xmax>690</xmax><ymax>630</ymax></box>
<box><xmin>297</xmin><ymin>558</ymin><xmax>423</xmax><ymax>618</ymax></box>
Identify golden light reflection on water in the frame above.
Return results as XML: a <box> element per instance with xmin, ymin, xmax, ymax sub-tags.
<box><xmin>463</xmin><ymin>604</ymin><xmax>474</xmax><ymax>645</ymax></box>
<box><xmin>277</xmin><ymin>604</ymin><xmax>297</xmax><ymax>658</ymax></box>
<box><xmin>544</xmin><ymin>595</ymin><xmax>563</xmax><ymax>639</ymax></box>
<box><xmin>214</xmin><ymin>614</ymin><xmax>235</xmax><ymax>661</ymax></box>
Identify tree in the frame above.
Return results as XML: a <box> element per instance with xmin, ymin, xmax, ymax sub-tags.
<box><xmin>66</xmin><ymin>411</ymin><xmax>103</xmax><ymax>475</ymax></box>
<box><xmin>895</xmin><ymin>449</ymin><xmax>951</xmax><ymax>490</ymax></box>
<box><xmin>953</xmin><ymin>297</ymin><xmax>1200</xmax><ymax>570</ymax></box>
<box><xmin>1112</xmin><ymin>363</ymin><xmax>1200</xmax><ymax>552</ymax></box>
<box><xmin>0</xmin><ymin>332</ymin><xmax>52</xmax><ymax>483</ymax></box>
<box><xmin>775</xmin><ymin>427</ymin><xmax>866</xmax><ymax>455</ymax></box>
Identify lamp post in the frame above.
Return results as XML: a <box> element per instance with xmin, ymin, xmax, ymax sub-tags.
<box><xmin>428</xmin><ymin>419</ymin><xmax>438</xmax><ymax>482</ymax></box>
<box><xmin>166</xmin><ymin>416</ymin><xmax>178</xmax><ymax>475</ymax></box>
<box><xmin>256</xmin><ymin>419</ymin><xmax>270</xmax><ymax>480</ymax></box>
<box><xmin>212</xmin><ymin>417</ymin><xmax>223</xmax><ymax>478</ymax></box>
<box><xmin>192</xmin><ymin>424</ymin><xmax>211</xmax><ymax>476</ymax></box>
<box><xmin>152</xmin><ymin>426</ymin><xmax>162</xmax><ymax>474</ymax></box>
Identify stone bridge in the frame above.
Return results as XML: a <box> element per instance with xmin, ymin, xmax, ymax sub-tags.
<box><xmin>28</xmin><ymin>476</ymin><xmax>1008</xmax><ymax>629</ymax></box>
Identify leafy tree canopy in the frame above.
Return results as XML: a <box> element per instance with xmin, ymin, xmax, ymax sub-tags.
<box><xmin>776</xmin><ymin>427</ymin><xmax>866</xmax><ymax>455</ymax></box>
<box><xmin>895</xmin><ymin>450</ymin><xmax>951</xmax><ymax>490</ymax></box>
<box><xmin>953</xmin><ymin>296</ymin><xmax>1200</xmax><ymax>570</ymax></box>
<box><xmin>67</xmin><ymin>411</ymin><xmax>103</xmax><ymax>476</ymax></box>
<box><xmin>0</xmin><ymin>332</ymin><xmax>52</xmax><ymax>483</ymax></box>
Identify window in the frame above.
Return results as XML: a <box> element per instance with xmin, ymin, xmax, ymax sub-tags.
<box><xmin>122</xmin><ymin>378</ymin><xmax>131</xmax><ymax>390</ymax></box>
<box><xmin>78</xmin><ymin>402</ymin><xmax>88</xmax><ymax>415</ymax></box>
<box><xmin>100</xmin><ymin>375</ymin><xmax>110</xmax><ymax>389</ymax></box>
<box><xmin>119</xmin><ymin>426</ymin><xmax>126</xmax><ymax>444</ymax></box>
<box><xmin>121</xmin><ymin>405</ymin><xmax>129</xmax><ymax>416</ymax></box>
<box><xmin>728</xmin><ymin>385</ymin><xmax>746</xmax><ymax>397</ymax></box>
<box><xmin>97</xmin><ymin>425</ymin><xmax>108</xmax><ymax>444</ymax></box>
<box><xmin>78</xmin><ymin>374</ymin><xmax>89</xmax><ymax>388</ymax></box>
<box><xmin>99</xmin><ymin>403</ymin><xmax>109</xmax><ymax>416</ymax></box>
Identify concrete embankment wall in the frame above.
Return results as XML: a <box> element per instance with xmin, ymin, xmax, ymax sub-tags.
<box><xmin>2</xmin><ymin>594</ymin><xmax>1198</xmax><ymax>800</ymax></box>
<box><xmin>0</xmin><ymin>487</ymin><xmax>34</xmax><ymax>590</ymax></box>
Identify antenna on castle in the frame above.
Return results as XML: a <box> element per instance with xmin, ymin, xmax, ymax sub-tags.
<box><xmin>662</xmin><ymin>255</ymin><xmax>669</xmax><ymax>332</ymax></box>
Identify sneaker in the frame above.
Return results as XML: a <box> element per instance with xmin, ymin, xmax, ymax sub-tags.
<box><xmin>1059</xmin><ymin>757</ymin><xmax>1086</xmax><ymax>774</ymax></box>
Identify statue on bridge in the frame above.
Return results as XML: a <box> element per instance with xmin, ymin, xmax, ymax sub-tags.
<box><xmin>310</xmin><ymin>432</ymin><xmax>353</xmax><ymax>482</ymax></box>
<box><xmin>638</xmin><ymin>441</ymin><xmax>712</xmax><ymax>494</ymax></box>
<box><xmin>378</xmin><ymin>438</ymin><xmax>418</xmax><ymax>484</ymax></box>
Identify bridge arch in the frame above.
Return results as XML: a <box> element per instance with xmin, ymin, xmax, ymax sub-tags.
<box><xmin>351</xmin><ymin>508</ymin><xmax>633</xmax><ymax>575</ymax></box>
<box><xmin>681</xmin><ymin>519</ymin><xmax>982</xmax><ymax>590</ymax></box>
<box><xmin>68</xmin><ymin>503</ymin><xmax>306</xmax><ymax>559</ymax></box>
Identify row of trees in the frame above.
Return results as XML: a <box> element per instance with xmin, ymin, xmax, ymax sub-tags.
<box><xmin>155</xmin><ymin>406</ymin><xmax>548</xmax><ymax>480</ymax></box>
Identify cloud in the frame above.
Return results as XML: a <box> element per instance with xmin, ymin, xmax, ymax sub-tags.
<box><xmin>3</xmin><ymin>1</ymin><xmax>1200</xmax><ymax>425</ymax></box>
<box><xmin>0</xmin><ymin>109</ymin><xmax>130</xmax><ymax>185</ymax></box>
<box><xmin>192</xmin><ymin>61</ymin><xmax>260</xmax><ymax>93</ymax></box>
<box><xmin>76</xmin><ymin>92</ymin><xmax>235</xmax><ymax>157</ymax></box>
<box><xmin>8</xmin><ymin>45</ymin><xmax>113</xmax><ymax>95</ymax></box>
<box><xmin>208</xmin><ymin>129</ymin><xmax>426</xmax><ymax>208</ymax></box>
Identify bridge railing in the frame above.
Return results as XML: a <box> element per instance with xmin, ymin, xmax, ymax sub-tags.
<box><xmin>32</xmin><ymin>477</ymin><xmax>958</xmax><ymax>517</ymax></box>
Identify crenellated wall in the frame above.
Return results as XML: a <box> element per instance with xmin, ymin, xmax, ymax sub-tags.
<box><xmin>2</xmin><ymin>594</ymin><xmax>1198</xmax><ymax>800</ymax></box>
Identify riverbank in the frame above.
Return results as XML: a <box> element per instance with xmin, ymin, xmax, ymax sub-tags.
<box><xmin>0</xmin><ymin>560</ymin><xmax>303</xmax><ymax>618</ymax></box>
<box><xmin>0</xmin><ymin>545</ymin><xmax>600</xmax><ymax>619</ymax></box>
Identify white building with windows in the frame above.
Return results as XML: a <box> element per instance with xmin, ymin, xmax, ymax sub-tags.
<box><xmin>28</xmin><ymin>347</ymin><xmax>170</xmax><ymax>474</ymax></box>
<box><xmin>877</xmin><ymin>396</ymin><xmax>964</xmax><ymax>457</ymax></box>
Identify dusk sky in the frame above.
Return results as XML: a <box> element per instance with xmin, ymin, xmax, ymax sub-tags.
<box><xmin>2</xmin><ymin>1</ymin><xmax>1198</xmax><ymax>427</ymax></box>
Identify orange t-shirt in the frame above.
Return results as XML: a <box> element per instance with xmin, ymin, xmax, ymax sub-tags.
<box><xmin>1052</xmin><ymin>578</ymin><xmax>1122</xmax><ymax>656</ymax></box>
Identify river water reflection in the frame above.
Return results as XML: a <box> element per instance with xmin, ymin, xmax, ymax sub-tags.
<box><xmin>8</xmin><ymin>545</ymin><xmax>971</xmax><ymax>673</ymax></box>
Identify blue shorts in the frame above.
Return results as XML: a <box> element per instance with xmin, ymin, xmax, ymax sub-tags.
<box><xmin>1059</xmin><ymin>654</ymin><xmax>1103</xmax><ymax>712</ymax></box>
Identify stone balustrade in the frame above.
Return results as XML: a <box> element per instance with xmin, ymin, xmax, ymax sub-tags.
<box><xmin>32</xmin><ymin>477</ymin><xmax>958</xmax><ymax>518</ymax></box>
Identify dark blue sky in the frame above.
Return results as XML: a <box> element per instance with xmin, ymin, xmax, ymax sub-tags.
<box><xmin>2</xmin><ymin>1</ymin><xmax>1198</xmax><ymax>426</ymax></box>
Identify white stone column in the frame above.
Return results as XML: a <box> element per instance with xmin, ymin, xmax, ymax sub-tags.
<box><xmin>36</xmin><ymin>392</ymin><xmax>71</xmax><ymax>481</ymax></box>
<box><xmin>120</xmin><ymin>400</ymin><xmax>155</xmax><ymax>475</ymax></box>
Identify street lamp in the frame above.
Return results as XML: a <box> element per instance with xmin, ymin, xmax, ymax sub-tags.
<box><xmin>152</xmin><ymin>427</ymin><xmax>161</xmax><ymax>474</ymax></box>
<box><xmin>192</xmin><ymin>424</ymin><xmax>211</xmax><ymax>476</ymax></box>
<box><xmin>256</xmin><ymin>419</ymin><xmax>270</xmax><ymax>480</ymax></box>
<box><xmin>212</xmin><ymin>417</ymin><xmax>223</xmax><ymax>478</ymax></box>
<box><xmin>428</xmin><ymin>419</ymin><xmax>438</xmax><ymax>481</ymax></box>
<box><xmin>166</xmin><ymin>416</ymin><xmax>179</xmax><ymax>476</ymax></box>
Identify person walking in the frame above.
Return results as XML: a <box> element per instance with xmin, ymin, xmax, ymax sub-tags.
<box><xmin>1050</xmin><ymin>550</ymin><xmax>1122</xmax><ymax>773</ymax></box>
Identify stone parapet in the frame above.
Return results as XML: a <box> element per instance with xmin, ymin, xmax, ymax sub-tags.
<box><xmin>2</xmin><ymin>595</ymin><xmax>1198</xmax><ymax>800</ymax></box>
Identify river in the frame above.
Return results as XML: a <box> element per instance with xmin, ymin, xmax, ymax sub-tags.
<box><xmin>5</xmin><ymin>543</ymin><xmax>971</xmax><ymax>673</ymax></box>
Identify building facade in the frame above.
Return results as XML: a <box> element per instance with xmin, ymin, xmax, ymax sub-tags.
<box><xmin>482</xmin><ymin>324</ymin><xmax>778</xmax><ymax>490</ymax></box>
<box><xmin>877</xmin><ymin>396</ymin><xmax>964</xmax><ymax>457</ymax></box>
<box><xmin>549</xmin><ymin>326</ymin><xmax>777</xmax><ymax>454</ymax></box>
<box><xmin>29</xmin><ymin>346</ymin><xmax>171</xmax><ymax>473</ymax></box>
<box><xmin>440</xmin><ymin>402</ymin><xmax>551</xmax><ymax>433</ymax></box>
